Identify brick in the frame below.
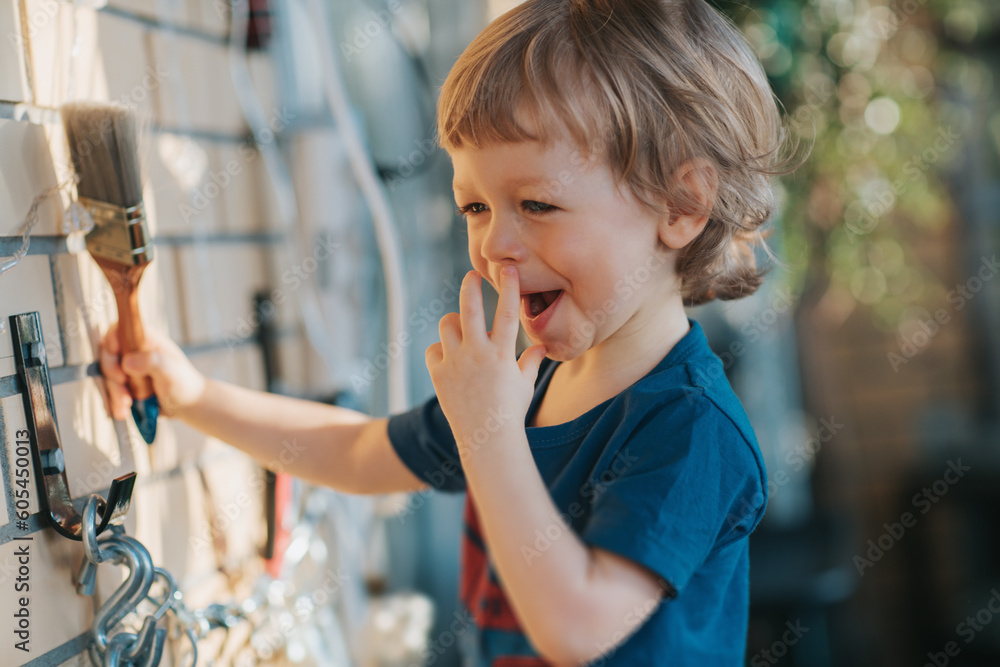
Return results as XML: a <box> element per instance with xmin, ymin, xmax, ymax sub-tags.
<box><xmin>147</xmin><ymin>244</ymin><xmax>187</xmax><ymax>345</ymax></box>
<box><xmin>0</xmin><ymin>119</ymin><xmax>64</xmax><ymax>239</ymax></box>
<box><xmin>145</xmin><ymin>135</ymin><xmax>225</xmax><ymax>237</ymax></box>
<box><xmin>231</xmin><ymin>342</ymin><xmax>266</xmax><ymax>392</ymax></box>
<box><xmin>149</xmin><ymin>31</ymin><xmax>244</xmax><ymax>135</ymax></box>
<box><xmin>215</xmin><ymin>139</ymin><xmax>262</xmax><ymax>233</ymax></box>
<box><xmin>0</xmin><ymin>255</ymin><xmax>64</xmax><ymax>378</ymax></box>
<box><xmin>50</xmin><ymin>253</ymin><xmax>118</xmax><ymax>369</ymax></box>
<box><xmin>95</xmin><ymin>10</ymin><xmax>159</xmax><ymax>118</ymax></box>
<box><xmin>197</xmin><ymin>448</ymin><xmax>266</xmax><ymax>566</ymax></box>
<box><xmin>184</xmin><ymin>0</ymin><xmax>230</xmax><ymax>39</ymax></box>
<box><xmin>54</xmin><ymin>379</ymin><xmax>145</xmax><ymax>502</ymax></box>
<box><xmin>22</xmin><ymin>0</ymin><xmax>95</xmax><ymax>108</ymax></box>
<box><xmin>0</xmin><ymin>1</ymin><xmax>30</xmax><ymax>103</ymax></box>
<box><xmin>51</xmin><ymin>244</ymin><xmax>171</xmax><ymax>371</ymax></box>
<box><xmin>176</xmin><ymin>243</ymin><xmax>267</xmax><ymax>346</ymax></box>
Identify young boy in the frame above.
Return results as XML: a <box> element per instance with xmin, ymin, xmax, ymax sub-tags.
<box><xmin>103</xmin><ymin>0</ymin><xmax>786</xmax><ymax>663</ymax></box>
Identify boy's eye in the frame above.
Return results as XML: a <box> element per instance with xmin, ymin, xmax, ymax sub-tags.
<box><xmin>521</xmin><ymin>200</ymin><xmax>554</xmax><ymax>214</ymax></box>
<box><xmin>456</xmin><ymin>202</ymin><xmax>488</xmax><ymax>217</ymax></box>
<box><xmin>455</xmin><ymin>200</ymin><xmax>556</xmax><ymax>218</ymax></box>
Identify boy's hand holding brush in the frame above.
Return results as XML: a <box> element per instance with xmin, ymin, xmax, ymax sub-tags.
<box><xmin>62</xmin><ymin>102</ymin><xmax>162</xmax><ymax>443</ymax></box>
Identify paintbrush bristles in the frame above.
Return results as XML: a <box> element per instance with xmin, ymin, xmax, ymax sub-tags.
<box><xmin>61</xmin><ymin>102</ymin><xmax>143</xmax><ymax>209</ymax></box>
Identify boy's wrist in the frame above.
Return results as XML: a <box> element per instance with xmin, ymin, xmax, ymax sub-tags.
<box><xmin>172</xmin><ymin>371</ymin><xmax>210</xmax><ymax>421</ymax></box>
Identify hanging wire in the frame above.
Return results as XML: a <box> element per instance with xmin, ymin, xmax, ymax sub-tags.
<box><xmin>0</xmin><ymin>176</ymin><xmax>86</xmax><ymax>277</ymax></box>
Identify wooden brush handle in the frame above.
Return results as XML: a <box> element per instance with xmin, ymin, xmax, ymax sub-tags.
<box><xmin>94</xmin><ymin>257</ymin><xmax>155</xmax><ymax>402</ymax></box>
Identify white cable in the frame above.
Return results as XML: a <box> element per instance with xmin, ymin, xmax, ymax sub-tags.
<box><xmin>228</xmin><ymin>0</ymin><xmax>345</xmax><ymax>385</ymax></box>
<box><xmin>301</xmin><ymin>0</ymin><xmax>410</xmax><ymax>414</ymax></box>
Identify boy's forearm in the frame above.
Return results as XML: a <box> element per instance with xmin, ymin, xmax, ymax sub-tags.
<box><xmin>176</xmin><ymin>377</ymin><xmax>372</xmax><ymax>490</ymax></box>
<box><xmin>459</xmin><ymin>428</ymin><xmax>610</xmax><ymax>663</ymax></box>
<box><xmin>461</xmin><ymin>427</ymin><xmax>665</xmax><ymax>663</ymax></box>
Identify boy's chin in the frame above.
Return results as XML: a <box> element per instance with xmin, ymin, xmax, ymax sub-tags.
<box><xmin>524</xmin><ymin>339</ymin><xmax>582</xmax><ymax>363</ymax></box>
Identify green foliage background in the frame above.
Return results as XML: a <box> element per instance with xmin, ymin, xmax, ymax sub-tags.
<box><xmin>716</xmin><ymin>0</ymin><xmax>999</xmax><ymax>331</ymax></box>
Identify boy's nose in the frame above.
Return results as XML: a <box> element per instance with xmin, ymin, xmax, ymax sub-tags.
<box><xmin>479</xmin><ymin>211</ymin><xmax>528</xmax><ymax>265</ymax></box>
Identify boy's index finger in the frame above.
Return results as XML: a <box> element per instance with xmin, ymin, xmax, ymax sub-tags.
<box><xmin>459</xmin><ymin>270</ymin><xmax>487</xmax><ymax>344</ymax></box>
<box><xmin>491</xmin><ymin>265</ymin><xmax>521</xmax><ymax>347</ymax></box>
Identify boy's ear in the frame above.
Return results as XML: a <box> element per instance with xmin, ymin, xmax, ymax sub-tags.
<box><xmin>657</xmin><ymin>158</ymin><xmax>719</xmax><ymax>250</ymax></box>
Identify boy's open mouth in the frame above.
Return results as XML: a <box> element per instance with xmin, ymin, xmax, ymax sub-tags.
<box><xmin>522</xmin><ymin>290</ymin><xmax>562</xmax><ymax>318</ymax></box>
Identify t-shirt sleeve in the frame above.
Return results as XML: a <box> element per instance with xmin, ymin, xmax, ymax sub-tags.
<box><xmin>386</xmin><ymin>394</ymin><xmax>467</xmax><ymax>492</ymax></box>
<box><xmin>580</xmin><ymin>390</ymin><xmax>766</xmax><ymax>595</ymax></box>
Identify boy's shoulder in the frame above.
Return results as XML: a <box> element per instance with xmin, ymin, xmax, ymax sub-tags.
<box><xmin>627</xmin><ymin>319</ymin><xmax>758</xmax><ymax>442</ymax></box>
<box><xmin>618</xmin><ymin>321</ymin><xmax>767</xmax><ymax>494</ymax></box>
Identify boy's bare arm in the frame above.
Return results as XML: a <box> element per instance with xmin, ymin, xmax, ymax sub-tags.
<box><xmin>100</xmin><ymin>324</ymin><xmax>427</xmax><ymax>495</ymax></box>
<box><xmin>178</xmin><ymin>380</ymin><xmax>427</xmax><ymax>494</ymax></box>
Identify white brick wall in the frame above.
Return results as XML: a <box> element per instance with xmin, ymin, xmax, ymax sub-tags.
<box><xmin>0</xmin><ymin>2</ymin><xmax>362</xmax><ymax>664</ymax></box>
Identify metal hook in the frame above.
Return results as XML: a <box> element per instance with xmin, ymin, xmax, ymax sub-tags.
<box><xmin>117</xmin><ymin>616</ymin><xmax>165</xmax><ymax>667</ymax></box>
<box><xmin>89</xmin><ymin>534</ymin><xmax>155</xmax><ymax>656</ymax></box>
<box><xmin>10</xmin><ymin>312</ymin><xmax>136</xmax><ymax>541</ymax></box>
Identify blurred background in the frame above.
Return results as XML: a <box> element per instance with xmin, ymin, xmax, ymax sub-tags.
<box><xmin>0</xmin><ymin>0</ymin><xmax>997</xmax><ymax>665</ymax></box>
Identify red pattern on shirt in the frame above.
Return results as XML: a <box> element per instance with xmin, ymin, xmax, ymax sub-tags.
<box><xmin>460</xmin><ymin>493</ymin><xmax>523</xmax><ymax>632</ymax></box>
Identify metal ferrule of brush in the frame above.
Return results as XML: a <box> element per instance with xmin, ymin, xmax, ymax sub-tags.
<box><xmin>79</xmin><ymin>198</ymin><xmax>154</xmax><ymax>266</ymax></box>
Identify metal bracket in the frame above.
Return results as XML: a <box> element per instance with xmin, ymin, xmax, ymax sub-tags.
<box><xmin>10</xmin><ymin>312</ymin><xmax>136</xmax><ymax>541</ymax></box>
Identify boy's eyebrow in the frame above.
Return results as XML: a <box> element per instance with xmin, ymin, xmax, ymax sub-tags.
<box><xmin>453</xmin><ymin>175</ymin><xmax>556</xmax><ymax>192</ymax></box>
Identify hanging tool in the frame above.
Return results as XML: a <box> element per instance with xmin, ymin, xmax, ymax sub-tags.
<box><xmin>10</xmin><ymin>312</ymin><xmax>136</xmax><ymax>540</ymax></box>
<box><xmin>253</xmin><ymin>291</ymin><xmax>293</xmax><ymax>578</ymax></box>
<box><xmin>61</xmin><ymin>102</ymin><xmax>160</xmax><ymax>444</ymax></box>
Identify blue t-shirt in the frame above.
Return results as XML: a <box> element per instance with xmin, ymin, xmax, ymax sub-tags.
<box><xmin>387</xmin><ymin>317</ymin><xmax>767</xmax><ymax>665</ymax></box>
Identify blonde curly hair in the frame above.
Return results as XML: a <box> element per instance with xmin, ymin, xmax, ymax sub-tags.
<box><xmin>437</xmin><ymin>0</ymin><xmax>799</xmax><ymax>305</ymax></box>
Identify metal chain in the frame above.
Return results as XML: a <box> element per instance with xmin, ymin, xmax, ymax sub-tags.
<box><xmin>79</xmin><ymin>497</ymin><xmax>257</xmax><ymax>667</ymax></box>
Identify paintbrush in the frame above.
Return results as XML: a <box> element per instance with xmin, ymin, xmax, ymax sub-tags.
<box><xmin>61</xmin><ymin>102</ymin><xmax>159</xmax><ymax>444</ymax></box>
